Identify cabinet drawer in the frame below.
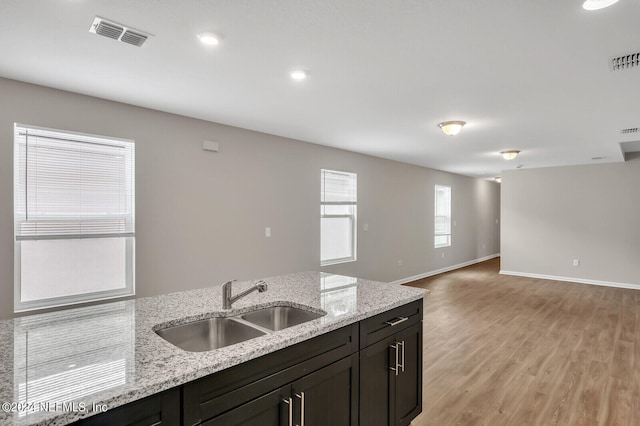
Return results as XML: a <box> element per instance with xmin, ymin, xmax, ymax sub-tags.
<box><xmin>359</xmin><ymin>300</ymin><xmax>422</xmax><ymax>349</ymax></box>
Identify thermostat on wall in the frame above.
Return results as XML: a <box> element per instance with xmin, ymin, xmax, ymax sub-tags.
<box><xmin>203</xmin><ymin>140</ymin><xmax>219</xmax><ymax>152</ymax></box>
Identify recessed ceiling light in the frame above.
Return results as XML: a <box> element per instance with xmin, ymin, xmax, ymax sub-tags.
<box><xmin>500</xmin><ymin>150</ymin><xmax>520</xmax><ymax>160</ymax></box>
<box><xmin>592</xmin><ymin>156</ymin><xmax>605</xmax><ymax>160</ymax></box>
<box><xmin>582</xmin><ymin>0</ymin><xmax>620</xmax><ymax>10</ymax></box>
<box><xmin>437</xmin><ymin>121</ymin><xmax>466</xmax><ymax>136</ymax></box>
<box><xmin>290</xmin><ymin>69</ymin><xmax>308</xmax><ymax>80</ymax></box>
<box><xmin>198</xmin><ymin>32</ymin><xmax>222</xmax><ymax>46</ymax></box>
<box><xmin>494</xmin><ymin>177</ymin><xmax>502</xmax><ymax>183</ymax></box>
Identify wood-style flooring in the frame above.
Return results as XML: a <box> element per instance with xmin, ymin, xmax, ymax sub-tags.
<box><xmin>405</xmin><ymin>257</ymin><xmax>639</xmax><ymax>426</ymax></box>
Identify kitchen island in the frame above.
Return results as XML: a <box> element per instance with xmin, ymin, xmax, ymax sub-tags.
<box><xmin>0</xmin><ymin>271</ymin><xmax>425</xmax><ymax>425</ymax></box>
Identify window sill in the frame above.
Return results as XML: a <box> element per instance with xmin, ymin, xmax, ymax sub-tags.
<box><xmin>320</xmin><ymin>257</ymin><xmax>357</xmax><ymax>267</ymax></box>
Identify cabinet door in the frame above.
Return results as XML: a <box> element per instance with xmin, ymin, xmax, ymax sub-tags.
<box><xmin>203</xmin><ymin>385</ymin><xmax>293</xmax><ymax>426</ymax></box>
<box><xmin>359</xmin><ymin>334</ymin><xmax>396</xmax><ymax>426</ymax></box>
<box><xmin>393</xmin><ymin>322</ymin><xmax>422</xmax><ymax>426</ymax></box>
<box><xmin>360</xmin><ymin>321</ymin><xmax>423</xmax><ymax>426</ymax></box>
<box><xmin>292</xmin><ymin>354</ymin><xmax>359</xmax><ymax>426</ymax></box>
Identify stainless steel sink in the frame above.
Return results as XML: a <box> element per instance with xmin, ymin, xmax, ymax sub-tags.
<box><xmin>155</xmin><ymin>317</ymin><xmax>266</xmax><ymax>352</ymax></box>
<box><xmin>240</xmin><ymin>305</ymin><xmax>324</xmax><ymax>331</ymax></box>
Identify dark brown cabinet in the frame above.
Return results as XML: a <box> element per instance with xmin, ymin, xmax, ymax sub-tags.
<box><xmin>202</xmin><ymin>354</ymin><xmax>359</xmax><ymax>426</ymax></box>
<box><xmin>290</xmin><ymin>355</ymin><xmax>358</xmax><ymax>426</ymax></box>
<box><xmin>72</xmin><ymin>299</ymin><xmax>422</xmax><ymax>426</ymax></box>
<box><xmin>202</xmin><ymin>385</ymin><xmax>291</xmax><ymax>426</ymax></box>
<box><xmin>359</xmin><ymin>301</ymin><xmax>423</xmax><ymax>426</ymax></box>
<box><xmin>184</xmin><ymin>323</ymin><xmax>358</xmax><ymax>426</ymax></box>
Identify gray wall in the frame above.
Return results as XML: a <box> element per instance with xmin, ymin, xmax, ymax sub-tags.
<box><xmin>0</xmin><ymin>77</ymin><xmax>501</xmax><ymax>319</ymax></box>
<box><xmin>501</xmin><ymin>154</ymin><xmax>640</xmax><ymax>285</ymax></box>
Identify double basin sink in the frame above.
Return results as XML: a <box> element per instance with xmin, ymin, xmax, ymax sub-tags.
<box><xmin>156</xmin><ymin>305</ymin><xmax>324</xmax><ymax>352</ymax></box>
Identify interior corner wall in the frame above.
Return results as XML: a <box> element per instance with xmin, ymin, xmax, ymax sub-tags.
<box><xmin>0</xmin><ymin>77</ymin><xmax>501</xmax><ymax>319</ymax></box>
<box><xmin>500</xmin><ymin>154</ymin><xmax>640</xmax><ymax>286</ymax></box>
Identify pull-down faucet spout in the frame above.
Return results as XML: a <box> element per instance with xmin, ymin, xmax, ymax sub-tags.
<box><xmin>222</xmin><ymin>280</ymin><xmax>268</xmax><ymax>309</ymax></box>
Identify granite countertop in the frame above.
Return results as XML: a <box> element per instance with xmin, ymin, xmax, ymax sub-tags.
<box><xmin>0</xmin><ymin>271</ymin><xmax>425</xmax><ymax>425</ymax></box>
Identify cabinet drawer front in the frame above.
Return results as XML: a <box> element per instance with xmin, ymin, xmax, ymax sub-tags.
<box><xmin>359</xmin><ymin>300</ymin><xmax>422</xmax><ymax>349</ymax></box>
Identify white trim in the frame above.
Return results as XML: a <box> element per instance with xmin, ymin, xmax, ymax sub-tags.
<box><xmin>390</xmin><ymin>253</ymin><xmax>500</xmax><ymax>285</ymax></box>
<box><xmin>15</xmin><ymin>122</ymin><xmax>134</xmax><ymax>145</ymax></box>
<box><xmin>499</xmin><ymin>270</ymin><xmax>640</xmax><ymax>291</ymax></box>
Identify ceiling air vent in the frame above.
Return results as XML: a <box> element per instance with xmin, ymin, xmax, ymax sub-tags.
<box><xmin>610</xmin><ymin>52</ymin><xmax>640</xmax><ymax>71</ymax></box>
<box><xmin>621</xmin><ymin>128</ymin><xmax>639</xmax><ymax>134</ymax></box>
<box><xmin>89</xmin><ymin>17</ymin><xmax>151</xmax><ymax>47</ymax></box>
<box><xmin>120</xmin><ymin>30</ymin><xmax>148</xmax><ymax>47</ymax></box>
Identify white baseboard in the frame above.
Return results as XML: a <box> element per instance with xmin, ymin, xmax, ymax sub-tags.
<box><xmin>499</xmin><ymin>270</ymin><xmax>640</xmax><ymax>291</ymax></box>
<box><xmin>390</xmin><ymin>254</ymin><xmax>501</xmax><ymax>285</ymax></box>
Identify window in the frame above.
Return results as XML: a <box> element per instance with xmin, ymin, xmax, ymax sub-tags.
<box><xmin>13</xmin><ymin>124</ymin><xmax>135</xmax><ymax>312</ymax></box>
<box><xmin>321</xmin><ymin>169</ymin><xmax>357</xmax><ymax>265</ymax></box>
<box><xmin>434</xmin><ymin>185</ymin><xmax>451</xmax><ymax>248</ymax></box>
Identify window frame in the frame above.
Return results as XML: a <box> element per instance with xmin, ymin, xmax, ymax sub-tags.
<box><xmin>434</xmin><ymin>184</ymin><xmax>452</xmax><ymax>248</ymax></box>
<box><xmin>13</xmin><ymin>124</ymin><xmax>135</xmax><ymax>313</ymax></box>
<box><xmin>320</xmin><ymin>169</ymin><xmax>357</xmax><ymax>266</ymax></box>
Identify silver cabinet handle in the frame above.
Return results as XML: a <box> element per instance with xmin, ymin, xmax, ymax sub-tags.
<box><xmin>399</xmin><ymin>340</ymin><xmax>405</xmax><ymax>373</ymax></box>
<box><xmin>295</xmin><ymin>392</ymin><xmax>305</xmax><ymax>426</ymax></box>
<box><xmin>282</xmin><ymin>397</ymin><xmax>293</xmax><ymax>426</ymax></box>
<box><xmin>389</xmin><ymin>343</ymin><xmax>400</xmax><ymax>376</ymax></box>
<box><xmin>385</xmin><ymin>316</ymin><xmax>408</xmax><ymax>327</ymax></box>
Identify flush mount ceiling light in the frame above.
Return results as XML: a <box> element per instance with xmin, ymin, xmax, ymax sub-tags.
<box><xmin>437</xmin><ymin>121</ymin><xmax>466</xmax><ymax>136</ymax></box>
<box><xmin>500</xmin><ymin>150</ymin><xmax>520</xmax><ymax>160</ymax></box>
<box><xmin>583</xmin><ymin>0</ymin><xmax>620</xmax><ymax>10</ymax></box>
<box><xmin>198</xmin><ymin>32</ymin><xmax>222</xmax><ymax>46</ymax></box>
<box><xmin>290</xmin><ymin>69</ymin><xmax>308</xmax><ymax>80</ymax></box>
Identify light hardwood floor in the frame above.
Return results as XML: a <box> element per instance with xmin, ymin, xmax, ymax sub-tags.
<box><xmin>406</xmin><ymin>257</ymin><xmax>639</xmax><ymax>426</ymax></box>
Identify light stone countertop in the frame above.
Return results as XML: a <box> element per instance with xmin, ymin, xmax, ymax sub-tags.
<box><xmin>0</xmin><ymin>271</ymin><xmax>426</xmax><ymax>425</ymax></box>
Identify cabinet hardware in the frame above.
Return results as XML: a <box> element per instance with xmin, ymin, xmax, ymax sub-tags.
<box><xmin>282</xmin><ymin>397</ymin><xmax>293</xmax><ymax>426</ymax></box>
<box><xmin>295</xmin><ymin>392</ymin><xmax>306</xmax><ymax>426</ymax></box>
<box><xmin>398</xmin><ymin>340</ymin><xmax>405</xmax><ymax>373</ymax></box>
<box><xmin>385</xmin><ymin>316</ymin><xmax>408</xmax><ymax>327</ymax></box>
<box><xmin>389</xmin><ymin>343</ymin><xmax>400</xmax><ymax>376</ymax></box>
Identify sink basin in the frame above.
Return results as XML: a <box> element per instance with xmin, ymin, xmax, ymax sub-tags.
<box><xmin>241</xmin><ymin>305</ymin><xmax>324</xmax><ymax>331</ymax></box>
<box><xmin>156</xmin><ymin>317</ymin><xmax>266</xmax><ymax>352</ymax></box>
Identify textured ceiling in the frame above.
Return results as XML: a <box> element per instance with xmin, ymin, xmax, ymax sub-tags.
<box><xmin>1</xmin><ymin>0</ymin><xmax>639</xmax><ymax>178</ymax></box>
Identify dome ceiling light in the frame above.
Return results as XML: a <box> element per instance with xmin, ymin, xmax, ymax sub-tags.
<box><xmin>500</xmin><ymin>150</ymin><xmax>520</xmax><ymax>160</ymax></box>
<box><xmin>438</xmin><ymin>121</ymin><xmax>466</xmax><ymax>136</ymax></box>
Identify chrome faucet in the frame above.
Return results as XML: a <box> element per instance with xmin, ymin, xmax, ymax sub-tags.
<box><xmin>222</xmin><ymin>280</ymin><xmax>268</xmax><ymax>309</ymax></box>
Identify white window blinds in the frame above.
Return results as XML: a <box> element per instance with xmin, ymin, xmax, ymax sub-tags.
<box><xmin>321</xmin><ymin>169</ymin><xmax>357</xmax><ymax>204</ymax></box>
<box><xmin>321</xmin><ymin>169</ymin><xmax>357</xmax><ymax>265</ymax></box>
<box><xmin>14</xmin><ymin>125</ymin><xmax>135</xmax><ymax>240</ymax></box>
<box><xmin>13</xmin><ymin>124</ymin><xmax>135</xmax><ymax>313</ymax></box>
<box><xmin>434</xmin><ymin>185</ymin><xmax>451</xmax><ymax>248</ymax></box>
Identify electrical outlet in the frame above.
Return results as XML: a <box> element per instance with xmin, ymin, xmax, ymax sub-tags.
<box><xmin>265</xmin><ymin>227</ymin><xmax>271</xmax><ymax>238</ymax></box>
<box><xmin>573</xmin><ymin>259</ymin><xmax>580</xmax><ymax>267</ymax></box>
<box><xmin>363</xmin><ymin>223</ymin><xmax>369</xmax><ymax>231</ymax></box>
<box><xmin>441</xmin><ymin>252</ymin><xmax>445</xmax><ymax>259</ymax></box>
<box><xmin>397</xmin><ymin>260</ymin><xmax>404</xmax><ymax>267</ymax></box>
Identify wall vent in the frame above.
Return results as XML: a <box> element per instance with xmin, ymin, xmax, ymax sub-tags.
<box><xmin>620</xmin><ymin>128</ymin><xmax>639</xmax><ymax>134</ymax></box>
<box><xmin>89</xmin><ymin>17</ymin><xmax>151</xmax><ymax>47</ymax></box>
<box><xmin>610</xmin><ymin>52</ymin><xmax>640</xmax><ymax>71</ymax></box>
